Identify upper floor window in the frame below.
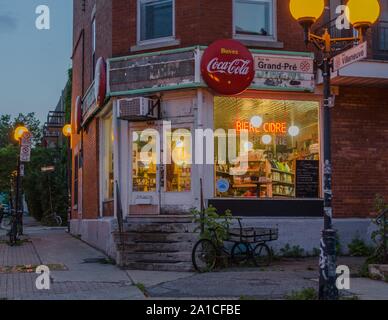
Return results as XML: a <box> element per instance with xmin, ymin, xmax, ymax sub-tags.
<box><xmin>234</xmin><ymin>0</ymin><xmax>275</xmax><ymax>40</ymax></box>
<box><xmin>138</xmin><ymin>0</ymin><xmax>174</xmax><ymax>43</ymax></box>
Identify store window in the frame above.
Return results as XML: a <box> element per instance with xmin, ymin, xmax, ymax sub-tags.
<box><xmin>166</xmin><ymin>129</ymin><xmax>192</xmax><ymax>192</ymax></box>
<box><xmin>234</xmin><ymin>0</ymin><xmax>275</xmax><ymax>39</ymax></box>
<box><xmin>132</xmin><ymin>130</ymin><xmax>157</xmax><ymax>192</ymax></box>
<box><xmin>102</xmin><ymin>115</ymin><xmax>114</xmax><ymax>200</ymax></box>
<box><xmin>139</xmin><ymin>0</ymin><xmax>174</xmax><ymax>42</ymax></box>
<box><xmin>214</xmin><ymin>97</ymin><xmax>320</xmax><ymax>199</ymax></box>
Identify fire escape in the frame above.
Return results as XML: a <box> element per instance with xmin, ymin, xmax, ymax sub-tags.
<box><xmin>42</xmin><ymin>111</ymin><xmax>66</xmax><ymax>148</ymax></box>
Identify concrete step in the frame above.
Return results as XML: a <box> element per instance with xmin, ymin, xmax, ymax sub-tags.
<box><xmin>119</xmin><ymin>242</ymin><xmax>195</xmax><ymax>253</ymax></box>
<box><xmin>113</xmin><ymin>232</ymin><xmax>199</xmax><ymax>244</ymax></box>
<box><xmin>121</xmin><ymin>261</ymin><xmax>194</xmax><ymax>272</ymax></box>
<box><xmin>121</xmin><ymin>251</ymin><xmax>192</xmax><ymax>263</ymax></box>
<box><xmin>124</xmin><ymin>223</ymin><xmax>198</xmax><ymax>234</ymax></box>
<box><xmin>125</xmin><ymin>216</ymin><xmax>193</xmax><ymax>224</ymax></box>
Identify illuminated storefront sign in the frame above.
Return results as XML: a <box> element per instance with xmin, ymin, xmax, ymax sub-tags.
<box><xmin>235</xmin><ymin>121</ymin><xmax>287</xmax><ymax>134</ymax></box>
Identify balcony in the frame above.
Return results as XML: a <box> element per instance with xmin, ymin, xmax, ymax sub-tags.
<box><xmin>373</xmin><ymin>20</ymin><xmax>388</xmax><ymax>60</ymax></box>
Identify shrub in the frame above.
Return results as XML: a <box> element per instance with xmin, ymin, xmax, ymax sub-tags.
<box><xmin>280</xmin><ymin>244</ymin><xmax>305</xmax><ymax>258</ymax></box>
<box><xmin>286</xmin><ymin>288</ymin><xmax>317</xmax><ymax>300</ymax></box>
<box><xmin>348</xmin><ymin>237</ymin><xmax>374</xmax><ymax>257</ymax></box>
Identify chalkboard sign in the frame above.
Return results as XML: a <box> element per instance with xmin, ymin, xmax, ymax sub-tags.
<box><xmin>296</xmin><ymin>160</ymin><xmax>320</xmax><ymax>198</ymax></box>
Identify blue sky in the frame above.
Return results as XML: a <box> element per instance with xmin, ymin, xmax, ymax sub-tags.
<box><xmin>0</xmin><ymin>0</ymin><xmax>72</xmax><ymax>122</ymax></box>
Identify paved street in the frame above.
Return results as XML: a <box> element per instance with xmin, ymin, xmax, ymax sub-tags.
<box><xmin>1</xmin><ymin>216</ymin><xmax>388</xmax><ymax>300</ymax></box>
<box><xmin>0</xmin><ymin>217</ymin><xmax>144</xmax><ymax>300</ymax></box>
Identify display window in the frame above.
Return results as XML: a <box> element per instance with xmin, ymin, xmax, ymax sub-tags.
<box><xmin>214</xmin><ymin>97</ymin><xmax>320</xmax><ymax>199</ymax></box>
<box><xmin>102</xmin><ymin>115</ymin><xmax>114</xmax><ymax>200</ymax></box>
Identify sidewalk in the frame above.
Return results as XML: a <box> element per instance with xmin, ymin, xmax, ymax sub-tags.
<box><xmin>0</xmin><ymin>217</ymin><xmax>144</xmax><ymax>300</ymax></box>
<box><xmin>1</xmin><ymin>216</ymin><xmax>388</xmax><ymax>300</ymax></box>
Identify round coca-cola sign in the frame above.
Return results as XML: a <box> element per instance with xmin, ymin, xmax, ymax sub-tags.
<box><xmin>94</xmin><ymin>57</ymin><xmax>107</xmax><ymax>108</ymax></box>
<box><xmin>201</xmin><ymin>39</ymin><xmax>255</xmax><ymax>95</ymax></box>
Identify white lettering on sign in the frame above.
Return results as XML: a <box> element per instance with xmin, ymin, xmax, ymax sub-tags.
<box><xmin>333</xmin><ymin>42</ymin><xmax>367</xmax><ymax>72</ymax></box>
<box><xmin>207</xmin><ymin>58</ymin><xmax>251</xmax><ymax>75</ymax></box>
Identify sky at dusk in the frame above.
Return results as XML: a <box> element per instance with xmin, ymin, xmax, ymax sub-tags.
<box><xmin>0</xmin><ymin>0</ymin><xmax>72</xmax><ymax>122</ymax></box>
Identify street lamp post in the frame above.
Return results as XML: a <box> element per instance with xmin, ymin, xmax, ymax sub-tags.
<box><xmin>289</xmin><ymin>0</ymin><xmax>381</xmax><ymax>300</ymax></box>
<box><xmin>62</xmin><ymin>124</ymin><xmax>72</xmax><ymax>233</ymax></box>
<box><xmin>11</xmin><ymin>126</ymin><xmax>30</xmax><ymax>245</ymax></box>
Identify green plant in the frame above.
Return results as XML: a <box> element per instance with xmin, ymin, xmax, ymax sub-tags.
<box><xmin>348</xmin><ymin>237</ymin><xmax>374</xmax><ymax>257</ymax></box>
<box><xmin>191</xmin><ymin>206</ymin><xmax>233</xmax><ymax>246</ymax></box>
<box><xmin>336</xmin><ymin>233</ymin><xmax>343</xmax><ymax>256</ymax></box>
<box><xmin>369</xmin><ymin>194</ymin><xmax>388</xmax><ymax>264</ymax></box>
<box><xmin>286</xmin><ymin>288</ymin><xmax>317</xmax><ymax>300</ymax></box>
<box><xmin>135</xmin><ymin>283</ymin><xmax>148</xmax><ymax>297</ymax></box>
<box><xmin>280</xmin><ymin>244</ymin><xmax>305</xmax><ymax>258</ymax></box>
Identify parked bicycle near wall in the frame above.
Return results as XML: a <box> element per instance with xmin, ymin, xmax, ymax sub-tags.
<box><xmin>192</xmin><ymin>217</ymin><xmax>278</xmax><ymax>273</ymax></box>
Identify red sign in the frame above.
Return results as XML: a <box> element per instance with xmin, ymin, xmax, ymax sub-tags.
<box><xmin>201</xmin><ymin>39</ymin><xmax>255</xmax><ymax>95</ymax></box>
<box><xmin>94</xmin><ymin>57</ymin><xmax>107</xmax><ymax>108</ymax></box>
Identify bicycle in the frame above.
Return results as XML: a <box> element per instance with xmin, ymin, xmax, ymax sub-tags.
<box><xmin>192</xmin><ymin>217</ymin><xmax>278</xmax><ymax>272</ymax></box>
<box><xmin>7</xmin><ymin>210</ymin><xmax>23</xmax><ymax>246</ymax></box>
<box><xmin>42</xmin><ymin>209</ymin><xmax>63</xmax><ymax>226</ymax></box>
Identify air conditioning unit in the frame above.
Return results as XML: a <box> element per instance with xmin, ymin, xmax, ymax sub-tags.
<box><xmin>117</xmin><ymin>97</ymin><xmax>158</xmax><ymax>121</ymax></box>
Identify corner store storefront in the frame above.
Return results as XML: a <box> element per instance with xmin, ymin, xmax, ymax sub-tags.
<box><xmin>97</xmin><ymin>39</ymin><xmax>325</xmax><ymax>219</ymax></box>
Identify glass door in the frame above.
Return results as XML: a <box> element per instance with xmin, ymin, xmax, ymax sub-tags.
<box><xmin>129</xmin><ymin>125</ymin><xmax>160</xmax><ymax>215</ymax></box>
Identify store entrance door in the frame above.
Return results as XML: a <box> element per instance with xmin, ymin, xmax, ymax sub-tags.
<box><xmin>129</xmin><ymin>124</ymin><xmax>161</xmax><ymax>215</ymax></box>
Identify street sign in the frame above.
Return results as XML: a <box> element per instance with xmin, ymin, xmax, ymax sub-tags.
<box><xmin>20</xmin><ymin>164</ymin><xmax>25</xmax><ymax>177</ymax></box>
<box><xmin>21</xmin><ymin>132</ymin><xmax>32</xmax><ymax>146</ymax></box>
<box><xmin>20</xmin><ymin>145</ymin><xmax>31</xmax><ymax>162</ymax></box>
<box><xmin>333</xmin><ymin>42</ymin><xmax>367</xmax><ymax>72</ymax></box>
<box><xmin>41</xmin><ymin>166</ymin><xmax>55</xmax><ymax>173</ymax></box>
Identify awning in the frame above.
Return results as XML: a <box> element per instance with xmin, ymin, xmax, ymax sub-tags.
<box><xmin>317</xmin><ymin>60</ymin><xmax>388</xmax><ymax>87</ymax></box>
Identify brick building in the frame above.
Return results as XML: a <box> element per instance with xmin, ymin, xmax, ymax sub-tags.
<box><xmin>70</xmin><ymin>0</ymin><xmax>388</xmax><ymax>268</ymax></box>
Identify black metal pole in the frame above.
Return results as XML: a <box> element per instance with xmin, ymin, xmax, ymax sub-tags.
<box><xmin>319</xmin><ymin>54</ymin><xmax>338</xmax><ymax>300</ymax></box>
<box><xmin>13</xmin><ymin>142</ymin><xmax>22</xmax><ymax>242</ymax></box>
<box><xmin>66</xmin><ymin>137</ymin><xmax>71</xmax><ymax>233</ymax></box>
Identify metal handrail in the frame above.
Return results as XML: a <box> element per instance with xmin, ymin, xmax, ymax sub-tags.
<box><xmin>115</xmin><ymin>181</ymin><xmax>125</xmax><ymax>250</ymax></box>
<box><xmin>375</xmin><ymin>208</ymin><xmax>388</xmax><ymax>264</ymax></box>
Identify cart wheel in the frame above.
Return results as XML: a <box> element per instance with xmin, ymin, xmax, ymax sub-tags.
<box><xmin>192</xmin><ymin>239</ymin><xmax>217</xmax><ymax>273</ymax></box>
<box><xmin>253</xmin><ymin>243</ymin><xmax>272</xmax><ymax>267</ymax></box>
<box><xmin>231</xmin><ymin>242</ymin><xmax>249</xmax><ymax>265</ymax></box>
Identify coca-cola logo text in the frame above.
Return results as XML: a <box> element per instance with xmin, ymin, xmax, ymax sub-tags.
<box><xmin>207</xmin><ymin>58</ymin><xmax>251</xmax><ymax>76</ymax></box>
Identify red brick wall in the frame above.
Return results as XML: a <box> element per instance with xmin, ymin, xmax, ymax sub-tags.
<box><xmin>332</xmin><ymin>87</ymin><xmax>388</xmax><ymax>218</ymax></box>
<box><xmin>71</xmin><ymin>0</ymin><xmax>112</xmax><ymax>219</ymax></box>
<box><xmin>111</xmin><ymin>0</ymin><xmax>309</xmax><ymax>56</ymax></box>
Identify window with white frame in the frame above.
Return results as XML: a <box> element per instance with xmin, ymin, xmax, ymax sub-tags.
<box><xmin>139</xmin><ymin>0</ymin><xmax>174</xmax><ymax>42</ymax></box>
<box><xmin>234</xmin><ymin>0</ymin><xmax>275</xmax><ymax>39</ymax></box>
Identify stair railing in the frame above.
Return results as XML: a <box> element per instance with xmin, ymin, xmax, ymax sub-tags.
<box><xmin>376</xmin><ymin>208</ymin><xmax>388</xmax><ymax>264</ymax></box>
<box><xmin>115</xmin><ymin>181</ymin><xmax>125</xmax><ymax>250</ymax></box>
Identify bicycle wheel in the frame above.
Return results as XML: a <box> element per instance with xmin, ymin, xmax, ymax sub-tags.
<box><xmin>253</xmin><ymin>243</ymin><xmax>272</xmax><ymax>267</ymax></box>
<box><xmin>55</xmin><ymin>216</ymin><xmax>63</xmax><ymax>226</ymax></box>
<box><xmin>192</xmin><ymin>239</ymin><xmax>217</xmax><ymax>273</ymax></box>
<box><xmin>231</xmin><ymin>242</ymin><xmax>249</xmax><ymax>265</ymax></box>
<box><xmin>9</xmin><ymin>220</ymin><xmax>18</xmax><ymax>246</ymax></box>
